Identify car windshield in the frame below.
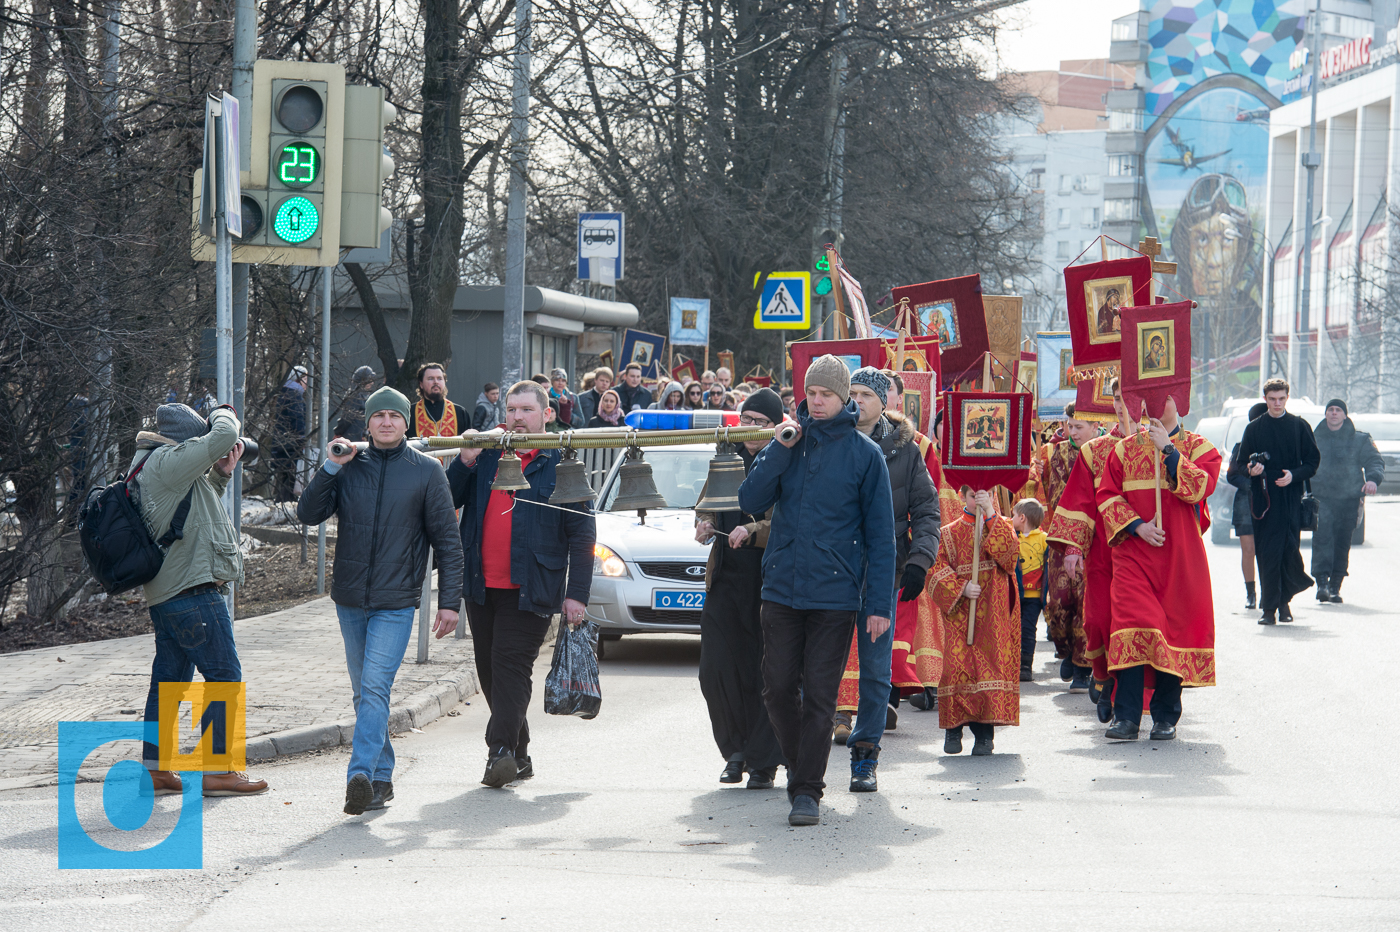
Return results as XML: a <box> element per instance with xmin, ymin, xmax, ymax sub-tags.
<box><xmin>600</xmin><ymin>449</ymin><xmax>714</xmax><ymax>511</ymax></box>
<box><xmin>1351</xmin><ymin>416</ymin><xmax>1400</xmax><ymax>441</ymax></box>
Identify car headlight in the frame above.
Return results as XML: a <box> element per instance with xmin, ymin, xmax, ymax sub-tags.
<box><xmin>594</xmin><ymin>543</ymin><xmax>630</xmax><ymax>578</ymax></box>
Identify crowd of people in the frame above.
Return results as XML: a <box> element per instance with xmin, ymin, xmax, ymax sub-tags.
<box><xmin>121</xmin><ymin>354</ymin><xmax>1382</xmax><ymax>828</ymax></box>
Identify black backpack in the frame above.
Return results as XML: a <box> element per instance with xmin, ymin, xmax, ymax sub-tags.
<box><xmin>78</xmin><ymin>449</ymin><xmax>195</xmax><ymax>596</ymax></box>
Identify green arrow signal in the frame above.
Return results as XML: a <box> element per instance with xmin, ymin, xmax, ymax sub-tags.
<box><xmin>815</xmin><ymin>255</ymin><xmax>830</xmax><ymax>272</ymax></box>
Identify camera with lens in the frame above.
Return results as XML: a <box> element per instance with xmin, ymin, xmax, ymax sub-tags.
<box><xmin>1248</xmin><ymin>451</ymin><xmax>1270</xmax><ymax>468</ymax></box>
<box><xmin>237</xmin><ymin>437</ymin><xmax>260</xmax><ymax>467</ymax></box>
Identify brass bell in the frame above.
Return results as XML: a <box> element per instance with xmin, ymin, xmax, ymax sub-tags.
<box><xmin>610</xmin><ymin>447</ymin><xmax>668</xmax><ymax>518</ymax></box>
<box><xmin>549</xmin><ymin>451</ymin><xmax>596</xmax><ymax>505</ymax></box>
<box><xmin>695</xmin><ymin>444</ymin><xmax>746</xmax><ymax>513</ymax></box>
<box><xmin>491</xmin><ymin>451</ymin><xmax>531</xmax><ymax>492</ymax></box>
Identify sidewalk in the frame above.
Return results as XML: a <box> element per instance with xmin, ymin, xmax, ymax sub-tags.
<box><xmin>0</xmin><ymin>592</ymin><xmax>479</xmax><ymax>790</ymax></box>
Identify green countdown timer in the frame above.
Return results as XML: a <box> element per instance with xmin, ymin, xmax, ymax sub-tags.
<box><xmin>276</xmin><ymin>142</ymin><xmax>320</xmax><ymax>188</ymax></box>
<box><xmin>273</xmin><ymin>196</ymin><xmax>319</xmax><ymax>244</ymax></box>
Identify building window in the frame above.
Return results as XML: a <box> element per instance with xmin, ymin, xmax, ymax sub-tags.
<box><xmin>528</xmin><ymin>332</ymin><xmax>571</xmax><ymax>382</ymax></box>
<box><xmin>1111</xmin><ymin>16</ymin><xmax>1138</xmax><ymax>41</ymax></box>
<box><xmin>1108</xmin><ymin>109</ymin><xmax>1144</xmax><ymax>132</ymax></box>
<box><xmin>1058</xmin><ymin>174</ymin><xmax>1072</xmax><ymax>195</ymax></box>
<box><xmin>1104</xmin><ymin>198</ymin><xmax>1137</xmax><ymax>222</ymax></box>
<box><xmin>1084</xmin><ymin>207</ymin><xmax>1101</xmax><ymax>226</ymax></box>
<box><xmin>1057</xmin><ymin>208</ymin><xmax>1072</xmax><ymax>228</ymax></box>
<box><xmin>1056</xmin><ymin>240</ymin><xmax>1071</xmax><ymax>259</ymax></box>
<box><xmin>1108</xmin><ymin>154</ymin><xmax>1138</xmax><ymax>177</ymax></box>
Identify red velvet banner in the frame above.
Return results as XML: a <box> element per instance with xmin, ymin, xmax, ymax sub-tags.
<box><xmin>1063</xmin><ymin>256</ymin><xmax>1152</xmax><ymax>373</ymax></box>
<box><xmin>1074</xmin><ymin>371</ymin><xmax>1118</xmax><ymax>422</ymax></box>
<box><xmin>1119</xmin><ymin>301</ymin><xmax>1192</xmax><ymax>420</ymax></box>
<box><xmin>939</xmin><ymin>391</ymin><xmax>1035</xmax><ymax>492</ymax></box>
<box><xmin>890</xmin><ymin>275</ymin><xmax>988</xmax><ymax>381</ymax></box>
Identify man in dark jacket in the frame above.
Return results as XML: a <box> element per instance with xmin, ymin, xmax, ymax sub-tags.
<box><xmin>333</xmin><ymin>365</ymin><xmax>379</xmax><ymax>442</ymax></box>
<box><xmin>1237</xmin><ymin>378</ymin><xmax>1321</xmax><ymax>625</ymax></box>
<box><xmin>448</xmin><ymin>380</ymin><xmax>596</xmax><ymax>788</ymax></box>
<box><xmin>841</xmin><ymin>367</ymin><xmax>939</xmax><ymax>792</ymax></box>
<box><xmin>578</xmin><ymin>367</ymin><xmax>613</xmax><ymax>424</ymax></box>
<box><xmin>472</xmin><ymin>382</ymin><xmax>500</xmax><ymax>430</ymax></box>
<box><xmin>1311</xmin><ymin>398</ymin><xmax>1383</xmax><ymax>602</ymax></box>
<box><xmin>298</xmin><ymin>385</ymin><xmax>464</xmax><ymax>816</ymax></box>
<box><xmin>270</xmin><ymin>365</ymin><xmax>308</xmax><ymax>501</ymax></box>
<box><xmin>737</xmin><ymin>354</ymin><xmax>896</xmax><ymax>827</ymax></box>
<box><xmin>614</xmin><ymin>362</ymin><xmax>653</xmax><ymax>412</ymax></box>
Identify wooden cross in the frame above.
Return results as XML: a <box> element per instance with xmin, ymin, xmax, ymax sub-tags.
<box><xmin>1137</xmin><ymin>236</ymin><xmax>1178</xmax><ymax>276</ymax></box>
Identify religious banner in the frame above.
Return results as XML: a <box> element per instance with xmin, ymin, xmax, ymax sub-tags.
<box><xmin>1074</xmin><ymin>371</ymin><xmax>1118</xmax><ymax>423</ymax></box>
<box><xmin>897</xmin><ymin>370</ymin><xmax>934</xmax><ymax>436</ymax></box>
<box><xmin>890</xmin><ymin>274</ymin><xmax>989</xmax><ymax>381</ymax></box>
<box><xmin>620</xmin><ymin>329</ymin><xmax>666</xmax><ymax>379</ymax></box>
<box><xmin>1063</xmin><ymin>256</ymin><xmax>1153</xmax><ymax>375</ymax></box>
<box><xmin>940</xmin><ymin>390</ymin><xmax>1035</xmax><ymax>492</ymax></box>
<box><xmin>668</xmin><ymin>297</ymin><xmax>711</xmax><ymax>346</ymax></box>
<box><xmin>982</xmin><ymin>294</ymin><xmax>1023</xmax><ymax>387</ymax></box>
<box><xmin>1119</xmin><ymin>300</ymin><xmax>1193</xmax><ymax>419</ymax></box>
<box><xmin>718</xmin><ymin>350</ymin><xmax>735</xmax><ymax>376</ymax></box>
<box><xmin>670</xmin><ymin>359</ymin><xmax>699</xmax><ymax>384</ymax></box>
<box><xmin>1015</xmin><ymin>349</ymin><xmax>1037</xmax><ymax>411</ymax></box>
<box><xmin>884</xmin><ymin>334</ymin><xmax>943</xmax><ymax>388</ymax></box>
<box><xmin>789</xmin><ymin>338</ymin><xmax>881</xmax><ymax>395</ymax></box>
<box><xmin>1036</xmin><ymin>331</ymin><xmax>1075</xmax><ymax>420</ymax></box>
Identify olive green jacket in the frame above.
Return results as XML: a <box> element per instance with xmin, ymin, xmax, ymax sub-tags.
<box><xmin>130</xmin><ymin>407</ymin><xmax>244</xmax><ymax>607</ymax></box>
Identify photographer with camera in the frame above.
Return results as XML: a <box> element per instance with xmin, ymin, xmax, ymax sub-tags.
<box><xmin>1236</xmin><ymin>379</ymin><xmax>1320</xmax><ymax>625</ymax></box>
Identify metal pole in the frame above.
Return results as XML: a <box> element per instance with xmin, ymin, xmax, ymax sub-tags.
<box><xmin>1297</xmin><ymin>0</ymin><xmax>1322</xmax><ymax>393</ymax></box>
<box><xmin>417</xmin><ymin>550</ymin><xmax>433</xmax><ymax>663</ymax></box>
<box><xmin>214</xmin><ymin>111</ymin><xmax>236</xmax><ymax>620</ymax></box>
<box><xmin>501</xmin><ymin>0</ymin><xmax>532</xmax><ymax>392</ymax></box>
<box><xmin>231</xmin><ymin>0</ymin><xmax>254</xmax><ymax>554</ymax></box>
<box><xmin>317</xmin><ymin>269</ymin><xmax>331</xmax><ymax>594</ymax></box>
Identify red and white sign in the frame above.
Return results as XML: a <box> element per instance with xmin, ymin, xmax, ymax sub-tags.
<box><xmin>1319</xmin><ymin>36</ymin><xmax>1372</xmax><ymax>80</ymax></box>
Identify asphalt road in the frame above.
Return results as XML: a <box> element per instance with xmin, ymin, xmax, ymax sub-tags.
<box><xmin>3</xmin><ymin>502</ymin><xmax>1399</xmax><ymax>930</ymax></box>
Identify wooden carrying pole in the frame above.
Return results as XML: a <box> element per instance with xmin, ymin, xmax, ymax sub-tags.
<box><xmin>827</xmin><ymin>245</ymin><xmax>848</xmax><ymax>339</ymax></box>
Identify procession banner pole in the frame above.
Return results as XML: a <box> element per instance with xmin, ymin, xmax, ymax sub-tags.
<box><xmin>967</xmin><ymin>501</ymin><xmax>983</xmax><ymax>646</ymax></box>
<box><xmin>1154</xmin><ymin>445</ymin><xmax>1163</xmax><ymax>529</ymax></box>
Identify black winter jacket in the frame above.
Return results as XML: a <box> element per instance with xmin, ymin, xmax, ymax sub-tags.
<box><xmin>1312</xmin><ymin>418</ymin><xmax>1384</xmax><ymax>500</ymax></box>
<box><xmin>871</xmin><ymin>411</ymin><xmax>940</xmax><ymax>574</ymax></box>
<box><xmin>448</xmin><ymin>449</ymin><xmax>596</xmax><ymax>616</ymax></box>
<box><xmin>297</xmin><ymin>441</ymin><xmax>464</xmax><ymax>611</ymax></box>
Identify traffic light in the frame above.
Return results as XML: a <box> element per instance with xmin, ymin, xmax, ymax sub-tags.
<box><xmin>191</xmin><ymin>60</ymin><xmax>346</xmax><ymax>266</ymax></box>
<box><xmin>339</xmin><ymin>84</ymin><xmax>397</xmax><ymax>248</ymax></box>
<box><xmin>813</xmin><ymin>228</ymin><xmax>840</xmax><ymax>297</ymax></box>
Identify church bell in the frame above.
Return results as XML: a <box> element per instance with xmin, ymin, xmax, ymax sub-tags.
<box><xmin>490</xmin><ymin>451</ymin><xmax>531</xmax><ymax>492</ymax></box>
<box><xmin>549</xmin><ymin>450</ymin><xmax>596</xmax><ymax>505</ymax></box>
<box><xmin>694</xmin><ymin>444</ymin><xmax>746</xmax><ymax>513</ymax></box>
<box><xmin>610</xmin><ymin>447</ymin><xmax>668</xmax><ymax>518</ymax></box>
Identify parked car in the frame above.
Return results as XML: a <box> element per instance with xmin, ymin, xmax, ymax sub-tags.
<box><xmin>1348</xmin><ymin>413</ymin><xmax>1400</xmax><ymax>493</ymax></box>
<box><xmin>1207</xmin><ymin>399</ymin><xmax>1331</xmax><ymax>544</ymax></box>
<box><xmin>582</xmin><ymin>443</ymin><xmax>717</xmax><ymax>658</ymax></box>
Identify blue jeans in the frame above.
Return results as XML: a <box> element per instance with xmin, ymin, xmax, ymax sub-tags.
<box><xmin>142</xmin><ymin>588</ymin><xmax>242</xmax><ymax>769</ymax></box>
<box><xmin>336</xmin><ymin>605</ymin><xmax>415</xmax><ymax>782</ymax></box>
<box><xmin>848</xmin><ymin>605</ymin><xmax>895</xmax><ymax>748</ymax></box>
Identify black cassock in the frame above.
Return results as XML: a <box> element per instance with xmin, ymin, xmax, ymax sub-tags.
<box><xmin>697</xmin><ymin>448</ymin><xmax>786</xmax><ymax>772</ymax></box>
<box><xmin>1237</xmin><ymin>411</ymin><xmax>1320</xmax><ymax>612</ymax></box>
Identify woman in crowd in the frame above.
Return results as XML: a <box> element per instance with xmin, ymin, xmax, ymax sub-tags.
<box><xmin>587</xmin><ymin>389</ymin><xmax>624</xmax><ymax>428</ymax></box>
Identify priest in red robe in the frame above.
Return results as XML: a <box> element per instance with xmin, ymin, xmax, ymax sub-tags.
<box><xmin>1095</xmin><ymin>395</ymin><xmax>1220</xmax><ymax>740</ymax></box>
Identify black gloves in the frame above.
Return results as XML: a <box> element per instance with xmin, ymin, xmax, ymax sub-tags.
<box><xmin>899</xmin><ymin>563</ymin><xmax>928</xmax><ymax>602</ymax></box>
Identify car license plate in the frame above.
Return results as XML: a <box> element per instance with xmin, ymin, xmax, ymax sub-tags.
<box><xmin>652</xmin><ymin>589</ymin><xmax>705</xmax><ymax>610</ymax></box>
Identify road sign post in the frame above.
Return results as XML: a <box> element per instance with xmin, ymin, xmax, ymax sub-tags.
<box><xmin>577</xmin><ymin>212</ymin><xmax>624</xmax><ymax>286</ymax></box>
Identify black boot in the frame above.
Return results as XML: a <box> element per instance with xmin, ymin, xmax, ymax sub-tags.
<box><xmin>720</xmin><ymin>758</ymin><xmax>745</xmax><ymax>784</ymax></box>
<box><xmin>849</xmin><ymin>742</ymin><xmax>879</xmax><ymax>792</ymax></box>
<box><xmin>1279</xmin><ymin>602</ymin><xmax>1294</xmax><ymax>623</ymax></box>
<box><xmin>1316</xmin><ymin>581</ymin><xmax>1332</xmax><ymax>602</ymax></box>
<box><xmin>1245</xmin><ymin>581</ymin><xmax>1256</xmax><ymax>610</ymax></box>
<box><xmin>970</xmin><ymin>724</ymin><xmax>995</xmax><ymax>756</ymax></box>
<box><xmin>944</xmin><ymin>727</ymin><xmax>964</xmax><ymax>755</ymax></box>
<box><xmin>1329</xmin><ymin>577</ymin><xmax>1344</xmax><ymax>603</ymax></box>
<box><xmin>1258</xmin><ymin>610</ymin><xmax>1276</xmax><ymax>626</ymax></box>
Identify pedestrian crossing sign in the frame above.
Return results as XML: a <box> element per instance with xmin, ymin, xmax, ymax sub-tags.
<box><xmin>753</xmin><ymin>271</ymin><xmax>812</xmax><ymax>330</ymax></box>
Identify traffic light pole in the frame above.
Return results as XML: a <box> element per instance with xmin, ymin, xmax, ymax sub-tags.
<box><xmin>230</xmin><ymin>0</ymin><xmax>254</xmax><ymax>584</ymax></box>
<box><xmin>213</xmin><ymin>110</ymin><xmax>236</xmax><ymax>622</ymax></box>
<box><xmin>317</xmin><ymin>268</ymin><xmax>330</xmax><ymax>595</ymax></box>
<box><xmin>501</xmin><ymin>0</ymin><xmax>532</xmax><ymax>392</ymax></box>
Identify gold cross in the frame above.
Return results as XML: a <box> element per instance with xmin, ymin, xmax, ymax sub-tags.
<box><xmin>1138</xmin><ymin>236</ymin><xmax>1178</xmax><ymax>275</ymax></box>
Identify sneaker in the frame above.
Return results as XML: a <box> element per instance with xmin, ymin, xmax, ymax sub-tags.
<box><xmin>202</xmin><ymin>771</ymin><xmax>269</xmax><ymax>797</ymax></box>
<box><xmin>832</xmin><ymin>711</ymin><xmax>852</xmax><ymax>745</ymax></box>
<box><xmin>908</xmin><ymin>687</ymin><xmax>937</xmax><ymax>711</ymax></box>
<box><xmin>344</xmin><ymin>773</ymin><xmax>373</xmax><ymax>815</ymax></box>
<box><xmin>1059</xmin><ymin>658</ymin><xmax>1074</xmax><ymax>681</ymax></box>
<box><xmin>944</xmin><ymin>727</ymin><xmax>964</xmax><ymax>755</ymax></box>
<box><xmin>747</xmin><ymin>767</ymin><xmax>777</xmax><ymax>789</ymax></box>
<box><xmin>885</xmin><ymin>703</ymin><xmax>899</xmax><ymax>731</ymax></box>
<box><xmin>1019</xmin><ymin>666</ymin><xmax>1033</xmax><ymax>682</ymax></box>
<box><xmin>481</xmin><ymin>747</ymin><xmax>517</xmax><ymax>788</ymax></box>
<box><xmin>788</xmin><ymin>794</ymin><xmax>820</xmax><ymax>826</ymax></box>
<box><xmin>514</xmin><ymin>756</ymin><xmax>534</xmax><ymax>780</ymax></box>
<box><xmin>366</xmin><ymin>780</ymin><xmax>394</xmax><ymax>810</ymax></box>
<box><xmin>849</xmin><ymin>743</ymin><xmax>879</xmax><ymax>793</ymax></box>
<box><xmin>1069</xmin><ymin>669</ymin><xmax>1091</xmax><ymax>694</ymax></box>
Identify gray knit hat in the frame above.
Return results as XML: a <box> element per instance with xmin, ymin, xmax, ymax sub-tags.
<box><xmin>850</xmin><ymin>367</ymin><xmax>890</xmax><ymax>408</ymax></box>
<box><xmin>805</xmin><ymin>354</ymin><xmax>851</xmax><ymax>402</ymax></box>
<box><xmin>364</xmin><ymin>385</ymin><xmax>412</xmax><ymax>422</ymax></box>
<box><xmin>156</xmin><ymin>403</ymin><xmax>208</xmax><ymax>444</ymax></box>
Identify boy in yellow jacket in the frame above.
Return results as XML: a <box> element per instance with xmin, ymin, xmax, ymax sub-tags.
<box><xmin>1013</xmin><ymin>499</ymin><xmax>1047</xmax><ymax>682</ymax></box>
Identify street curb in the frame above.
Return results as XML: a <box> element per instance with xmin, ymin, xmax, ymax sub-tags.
<box><xmin>243</xmin><ymin>666</ymin><xmax>479</xmax><ymax>763</ymax></box>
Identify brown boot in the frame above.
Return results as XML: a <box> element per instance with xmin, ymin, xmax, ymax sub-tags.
<box><xmin>832</xmin><ymin>711</ymin><xmax>853</xmax><ymax>745</ymax></box>
<box><xmin>202</xmin><ymin>771</ymin><xmax>269</xmax><ymax>797</ymax></box>
<box><xmin>142</xmin><ymin>769</ymin><xmax>183</xmax><ymax>797</ymax></box>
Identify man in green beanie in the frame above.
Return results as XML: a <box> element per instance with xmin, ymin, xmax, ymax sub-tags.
<box><xmin>298</xmin><ymin>384</ymin><xmax>464</xmax><ymax>816</ymax></box>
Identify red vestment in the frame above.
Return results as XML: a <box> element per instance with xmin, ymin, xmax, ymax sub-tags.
<box><xmin>929</xmin><ymin>511</ymin><xmax>1021</xmax><ymax>728</ymax></box>
<box><xmin>1095</xmin><ymin>429</ymin><xmax>1220</xmax><ymax>685</ymax></box>
<box><xmin>1037</xmin><ymin>437</ymin><xmax>1087</xmax><ymax>665</ymax></box>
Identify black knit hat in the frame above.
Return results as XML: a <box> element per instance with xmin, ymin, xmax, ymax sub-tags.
<box><xmin>1249</xmin><ymin>402</ymin><xmax>1268</xmax><ymax>420</ymax></box>
<box><xmin>1325</xmin><ymin>398</ymin><xmax>1348</xmax><ymax>416</ymax></box>
<box><xmin>740</xmin><ymin>387</ymin><xmax>785</xmax><ymax>425</ymax></box>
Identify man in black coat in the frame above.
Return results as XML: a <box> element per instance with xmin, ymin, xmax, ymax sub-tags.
<box><xmin>614</xmin><ymin>362</ymin><xmax>654</xmax><ymax>413</ymax></box>
<box><xmin>1310</xmin><ymin>399</ymin><xmax>1384</xmax><ymax>602</ymax></box>
<box><xmin>298</xmin><ymin>386</ymin><xmax>464</xmax><ymax>815</ymax></box>
<box><xmin>1237</xmin><ymin>378</ymin><xmax>1321</xmax><ymax>625</ymax></box>
<box><xmin>448</xmin><ymin>380</ymin><xmax>596</xmax><ymax>788</ymax></box>
<box><xmin>271</xmin><ymin>365</ymin><xmax>309</xmax><ymax>501</ymax></box>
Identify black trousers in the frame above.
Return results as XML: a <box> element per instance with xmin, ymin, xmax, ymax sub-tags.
<box><xmin>466</xmin><ymin>588</ymin><xmax>552</xmax><ymax>756</ymax></box>
<box><xmin>1020</xmin><ymin>596</ymin><xmax>1043</xmax><ymax>668</ymax></box>
<box><xmin>1112</xmin><ymin>664</ymin><xmax>1182</xmax><ymax>728</ymax></box>
<box><xmin>759</xmin><ymin>601</ymin><xmax>856</xmax><ymax>801</ymax></box>
<box><xmin>1311</xmin><ymin>497</ymin><xmax>1357</xmax><ymax>583</ymax></box>
<box><xmin>1254</xmin><ymin>506</ymin><xmax>1311</xmax><ymax>612</ymax></box>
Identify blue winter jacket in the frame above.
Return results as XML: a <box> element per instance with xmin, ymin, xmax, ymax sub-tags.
<box><xmin>737</xmin><ymin>399</ymin><xmax>896</xmax><ymax>618</ymax></box>
<box><xmin>447</xmin><ymin>449</ymin><xmax>596</xmax><ymax>617</ymax></box>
